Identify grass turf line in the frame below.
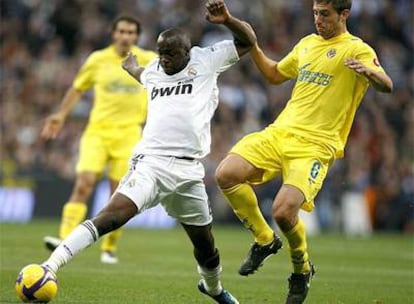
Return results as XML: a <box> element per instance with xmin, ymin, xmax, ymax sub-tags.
<box><xmin>1</xmin><ymin>220</ymin><xmax>413</xmax><ymax>303</ymax></box>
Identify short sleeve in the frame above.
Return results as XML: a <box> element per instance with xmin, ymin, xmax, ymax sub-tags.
<box><xmin>73</xmin><ymin>53</ymin><xmax>97</xmax><ymax>92</ymax></box>
<box><xmin>354</xmin><ymin>42</ymin><xmax>384</xmax><ymax>74</ymax></box>
<box><xmin>205</xmin><ymin>40</ymin><xmax>239</xmax><ymax>73</ymax></box>
<box><xmin>277</xmin><ymin>43</ymin><xmax>300</xmax><ymax>79</ymax></box>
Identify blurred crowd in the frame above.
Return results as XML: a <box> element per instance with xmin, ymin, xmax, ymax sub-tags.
<box><xmin>1</xmin><ymin>0</ymin><xmax>413</xmax><ymax>231</ymax></box>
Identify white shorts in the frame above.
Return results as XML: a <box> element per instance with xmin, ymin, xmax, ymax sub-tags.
<box><xmin>116</xmin><ymin>154</ymin><xmax>213</xmax><ymax>226</ymax></box>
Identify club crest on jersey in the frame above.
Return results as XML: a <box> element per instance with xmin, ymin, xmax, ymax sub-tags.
<box><xmin>151</xmin><ymin>81</ymin><xmax>193</xmax><ymax>100</ymax></box>
<box><xmin>327</xmin><ymin>48</ymin><xmax>336</xmax><ymax>58</ymax></box>
<box><xmin>187</xmin><ymin>66</ymin><xmax>198</xmax><ymax>76</ymax></box>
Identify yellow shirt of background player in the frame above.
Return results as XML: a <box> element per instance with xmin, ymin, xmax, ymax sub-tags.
<box><xmin>73</xmin><ymin>45</ymin><xmax>157</xmax><ymax>127</ymax></box>
<box><xmin>274</xmin><ymin>32</ymin><xmax>384</xmax><ymax>158</ymax></box>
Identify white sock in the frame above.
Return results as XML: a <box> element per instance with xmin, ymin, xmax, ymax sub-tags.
<box><xmin>42</xmin><ymin>220</ymin><xmax>99</xmax><ymax>273</ymax></box>
<box><xmin>198</xmin><ymin>265</ymin><xmax>223</xmax><ymax>296</ymax></box>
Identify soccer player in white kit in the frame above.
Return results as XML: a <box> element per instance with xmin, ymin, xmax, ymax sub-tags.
<box><xmin>40</xmin><ymin>1</ymin><xmax>255</xmax><ymax>303</ymax></box>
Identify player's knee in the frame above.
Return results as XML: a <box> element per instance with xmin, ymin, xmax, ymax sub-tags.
<box><xmin>72</xmin><ymin>173</ymin><xmax>96</xmax><ymax>200</ymax></box>
<box><xmin>273</xmin><ymin>186</ymin><xmax>304</xmax><ymax>231</ymax></box>
<box><xmin>273</xmin><ymin>204</ymin><xmax>288</xmax><ymax>227</ymax></box>
<box><xmin>215</xmin><ymin>160</ymin><xmax>244</xmax><ymax>189</ymax></box>
<box><xmin>272</xmin><ymin>201</ymin><xmax>297</xmax><ymax>232</ymax></box>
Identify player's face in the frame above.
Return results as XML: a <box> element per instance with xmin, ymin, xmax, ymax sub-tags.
<box><xmin>157</xmin><ymin>37</ymin><xmax>189</xmax><ymax>75</ymax></box>
<box><xmin>313</xmin><ymin>2</ymin><xmax>349</xmax><ymax>39</ymax></box>
<box><xmin>112</xmin><ymin>21</ymin><xmax>139</xmax><ymax>54</ymax></box>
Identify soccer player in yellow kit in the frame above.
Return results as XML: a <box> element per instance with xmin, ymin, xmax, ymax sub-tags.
<box><xmin>215</xmin><ymin>0</ymin><xmax>393</xmax><ymax>303</ymax></box>
<box><xmin>41</xmin><ymin>16</ymin><xmax>156</xmax><ymax>264</ymax></box>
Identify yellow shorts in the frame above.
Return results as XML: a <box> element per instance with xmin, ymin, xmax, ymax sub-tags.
<box><xmin>230</xmin><ymin>126</ymin><xmax>336</xmax><ymax>212</ymax></box>
<box><xmin>76</xmin><ymin>123</ymin><xmax>142</xmax><ymax>181</ymax></box>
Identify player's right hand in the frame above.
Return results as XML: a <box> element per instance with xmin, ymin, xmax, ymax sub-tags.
<box><xmin>41</xmin><ymin>112</ymin><xmax>66</xmax><ymax>140</ymax></box>
<box><xmin>206</xmin><ymin>0</ymin><xmax>231</xmax><ymax>24</ymax></box>
<box><xmin>122</xmin><ymin>52</ymin><xmax>140</xmax><ymax>73</ymax></box>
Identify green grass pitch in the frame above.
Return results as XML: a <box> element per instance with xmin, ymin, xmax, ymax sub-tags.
<box><xmin>1</xmin><ymin>220</ymin><xmax>413</xmax><ymax>303</ymax></box>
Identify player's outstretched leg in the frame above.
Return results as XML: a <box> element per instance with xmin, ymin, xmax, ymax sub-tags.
<box><xmin>216</xmin><ymin>155</ymin><xmax>282</xmax><ymax>276</ymax></box>
<box><xmin>273</xmin><ymin>185</ymin><xmax>315</xmax><ymax>304</ymax></box>
<box><xmin>182</xmin><ymin>224</ymin><xmax>239</xmax><ymax>304</ymax></box>
<box><xmin>42</xmin><ymin>193</ymin><xmax>137</xmax><ymax>273</ymax></box>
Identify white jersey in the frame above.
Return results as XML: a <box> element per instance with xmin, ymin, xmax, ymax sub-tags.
<box><xmin>132</xmin><ymin>40</ymin><xmax>239</xmax><ymax>159</ymax></box>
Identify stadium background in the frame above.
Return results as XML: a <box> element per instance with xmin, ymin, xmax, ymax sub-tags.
<box><xmin>0</xmin><ymin>0</ymin><xmax>413</xmax><ymax>234</ymax></box>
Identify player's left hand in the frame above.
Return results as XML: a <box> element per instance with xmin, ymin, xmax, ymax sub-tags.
<box><xmin>206</xmin><ymin>0</ymin><xmax>231</xmax><ymax>24</ymax></box>
<box><xmin>344</xmin><ymin>58</ymin><xmax>372</xmax><ymax>77</ymax></box>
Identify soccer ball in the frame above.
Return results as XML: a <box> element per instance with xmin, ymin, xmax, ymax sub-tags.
<box><xmin>15</xmin><ymin>264</ymin><xmax>58</xmax><ymax>303</ymax></box>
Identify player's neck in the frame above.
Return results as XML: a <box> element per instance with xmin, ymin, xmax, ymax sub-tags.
<box><xmin>336</xmin><ymin>25</ymin><xmax>347</xmax><ymax>37</ymax></box>
<box><xmin>113</xmin><ymin>45</ymin><xmax>130</xmax><ymax>57</ymax></box>
<box><xmin>165</xmin><ymin>57</ymin><xmax>191</xmax><ymax>75</ymax></box>
<box><xmin>323</xmin><ymin>26</ymin><xmax>347</xmax><ymax>40</ymax></box>
<box><xmin>177</xmin><ymin>57</ymin><xmax>191</xmax><ymax>73</ymax></box>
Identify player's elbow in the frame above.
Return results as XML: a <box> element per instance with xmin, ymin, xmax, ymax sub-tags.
<box><xmin>236</xmin><ymin>37</ymin><xmax>254</xmax><ymax>48</ymax></box>
<box><xmin>267</xmin><ymin>78</ymin><xmax>284</xmax><ymax>85</ymax></box>
<box><xmin>384</xmin><ymin>85</ymin><xmax>393</xmax><ymax>94</ymax></box>
<box><xmin>376</xmin><ymin>74</ymin><xmax>393</xmax><ymax>93</ymax></box>
<box><xmin>265</xmin><ymin>67</ymin><xmax>287</xmax><ymax>85</ymax></box>
<box><xmin>267</xmin><ymin>73</ymin><xmax>286</xmax><ymax>85</ymax></box>
<box><xmin>235</xmin><ymin>40</ymin><xmax>254</xmax><ymax>57</ymax></box>
<box><xmin>384</xmin><ymin>79</ymin><xmax>393</xmax><ymax>93</ymax></box>
<box><xmin>377</xmin><ymin>79</ymin><xmax>393</xmax><ymax>93</ymax></box>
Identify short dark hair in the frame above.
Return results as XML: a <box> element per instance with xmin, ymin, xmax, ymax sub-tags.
<box><xmin>159</xmin><ymin>28</ymin><xmax>191</xmax><ymax>52</ymax></box>
<box><xmin>314</xmin><ymin>0</ymin><xmax>352</xmax><ymax>13</ymax></box>
<box><xmin>112</xmin><ymin>15</ymin><xmax>141</xmax><ymax>35</ymax></box>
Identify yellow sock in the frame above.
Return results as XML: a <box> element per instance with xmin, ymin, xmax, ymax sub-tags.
<box><xmin>101</xmin><ymin>229</ymin><xmax>123</xmax><ymax>252</ymax></box>
<box><xmin>222</xmin><ymin>184</ymin><xmax>274</xmax><ymax>245</ymax></box>
<box><xmin>283</xmin><ymin>218</ymin><xmax>311</xmax><ymax>274</ymax></box>
<box><xmin>59</xmin><ymin>202</ymin><xmax>87</xmax><ymax>239</ymax></box>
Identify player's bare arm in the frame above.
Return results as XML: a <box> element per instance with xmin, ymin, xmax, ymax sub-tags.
<box><xmin>122</xmin><ymin>52</ymin><xmax>145</xmax><ymax>84</ymax></box>
<box><xmin>41</xmin><ymin>87</ymin><xmax>83</xmax><ymax>140</ymax></box>
<box><xmin>344</xmin><ymin>58</ymin><xmax>393</xmax><ymax>93</ymax></box>
<box><xmin>250</xmin><ymin>43</ymin><xmax>289</xmax><ymax>85</ymax></box>
<box><xmin>205</xmin><ymin>0</ymin><xmax>256</xmax><ymax>56</ymax></box>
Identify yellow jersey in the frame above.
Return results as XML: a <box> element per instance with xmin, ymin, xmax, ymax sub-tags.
<box><xmin>73</xmin><ymin>45</ymin><xmax>157</xmax><ymax>127</ymax></box>
<box><xmin>274</xmin><ymin>32</ymin><xmax>384</xmax><ymax>158</ymax></box>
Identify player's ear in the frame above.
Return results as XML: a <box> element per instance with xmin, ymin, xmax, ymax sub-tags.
<box><xmin>340</xmin><ymin>9</ymin><xmax>350</xmax><ymax>22</ymax></box>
